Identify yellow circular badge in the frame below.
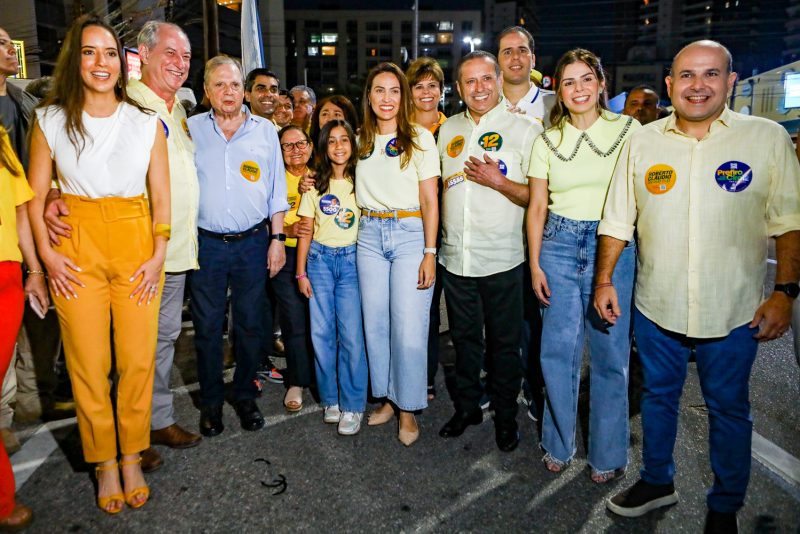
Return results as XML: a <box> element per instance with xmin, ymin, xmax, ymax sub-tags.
<box><xmin>644</xmin><ymin>164</ymin><xmax>676</xmax><ymax>195</ymax></box>
<box><xmin>240</xmin><ymin>161</ymin><xmax>261</xmax><ymax>182</ymax></box>
<box><xmin>447</xmin><ymin>135</ymin><xmax>465</xmax><ymax>158</ymax></box>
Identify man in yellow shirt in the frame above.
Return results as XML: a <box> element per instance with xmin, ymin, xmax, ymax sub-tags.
<box><xmin>46</xmin><ymin>21</ymin><xmax>202</xmax><ymax>471</ymax></box>
<box><xmin>594</xmin><ymin>40</ymin><xmax>800</xmax><ymax>532</ymax></box>
<box><xmin>437</xmin><ymin>51</ymin><xmax>542</xmax><ymax>452</ymax></box>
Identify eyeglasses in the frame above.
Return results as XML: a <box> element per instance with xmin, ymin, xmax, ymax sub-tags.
<box><xmin>280</xmin><ymin>140</ymin><xmax>310</xmax><ymax>152</ymax></box>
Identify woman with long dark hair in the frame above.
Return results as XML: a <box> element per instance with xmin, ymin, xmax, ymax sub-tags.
<box><xmin>356</xmin><ymin>62</ymin><xmax>440</xmax><ymax>447</ymax></box>
<box><xmin>527</xmin><ymin>48</ymin><xmax>639</xmax><ymax>482</ymax></box>
<box><xmin>26</xmin><ymin>15</ymin><xmax>170</xmax><ymax>512</ymax></box>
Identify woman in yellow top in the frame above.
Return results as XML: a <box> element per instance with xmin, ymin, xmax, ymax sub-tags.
<box><xmin>527</xmin><ymin>48</ymin><xmax>639</xmax><ymax>482</ymax></box>
<box><xmin>406</xmin><ymin>57</ymin><xmax>446</xmax><ymax>401</ymax></box>
<box><xmin>26</xmin><ymin>16</ymin><xmax>170</xmax><ymax>513</ymax></box>
<box><xmin>356</xmin><ymin>62</ymin><xmax>440</xmax><ymax>447</ymax></box>
<box><xmin>0</xmin><ymin>127</ymin><xmax>48</xmax><ymax>531</ymax></box>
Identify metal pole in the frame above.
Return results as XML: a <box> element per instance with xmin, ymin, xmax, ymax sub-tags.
<box><xmin>412</xmin><ymin>0</ymin><xmax>418</xmax><ymax>60</ymax></box>
<box><xmin>203</xmin><ymin>0</ymin><xmax>219</xmax><ymax>61</ymax></box>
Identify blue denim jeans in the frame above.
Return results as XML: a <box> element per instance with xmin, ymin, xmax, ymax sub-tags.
<box><xmin>357</xmin><ymin>214</ymin><xmax>433</xmax><ymax>411</ymax></box>
<box><xmin>634</xmin><ymin>309</ymin><xmax>758</xmax><ymax>513</ymax></box>
<box><xmin>306</xmin><ymin>241</ymin><xmax>367</xmax><ymax>413</ymax></box>
<box><xmin>539</xmin><ymin>212</ymin><xmax>635</xmax><ymax>472</ymax></box>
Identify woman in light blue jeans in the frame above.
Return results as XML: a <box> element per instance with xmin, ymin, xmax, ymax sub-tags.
<box><xmin>527</xmin><ymin>48</ymin><xmax>640</xmax><ymax>482</ymax></box>
<box><xmin>355</xmin><ymin>63</ymin><xmax>440</xmax><ymax>447</ymax></box>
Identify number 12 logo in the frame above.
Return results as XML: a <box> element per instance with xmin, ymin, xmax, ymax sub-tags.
<box><xmin>478</xmin><ymin>132</ymin><xmax>503</xmax><ymax>152</ymax></box>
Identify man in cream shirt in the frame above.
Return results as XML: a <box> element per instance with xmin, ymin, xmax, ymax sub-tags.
<box><xmin>46</xmin><ymin>21</ymin><xmax>202</xmax><ymax>472</ymax></box>
<box><xmin>437</xmin><ymin>51</ymin><xmax>542</xmax><ymax>453</ymax></box>
<box><xmin>594</xmin><ymin>40</ymin><xmax>800</xmax><ymax>532</ymax></box>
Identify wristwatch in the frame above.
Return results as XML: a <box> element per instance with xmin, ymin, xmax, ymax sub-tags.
<box><xmin>270</xmin><ymin>233</ymin><xmax>287</xmax><ymax>242</ymax></box>
<box><xmin>423</xmin><ymin>247</ymin><xmax>437</xmax><ymax>256</ymax></box>
<box><xmin>773</xmin><ymin>283</ymin><xmax>800</xmax><ymax>299</ymax></box>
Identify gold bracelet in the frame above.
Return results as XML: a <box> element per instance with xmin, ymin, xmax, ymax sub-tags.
<box><xmin>26</xmin><ymin>269</ymin><xmax>45</xmax><ymax>276</ymax></box>
<box><xmin>154</xmin><ymin>223</ymin><xmax>171</xmax><ymax>240</ymax></box>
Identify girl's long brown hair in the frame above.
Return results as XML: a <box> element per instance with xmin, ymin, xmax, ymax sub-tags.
<box><xmin>36</xmin><ymin>15</ymin><xmax>151</xmax><ymax>155</ymax></box>
<box><xmin>548</xmin><ymin>48</ymin><xmax>611</xmax><ymax>138</ymax></box>
<box><xmin>358</xmin><ymin>62</ymin><xmax>420</xmax><ymax>169</ymax></box>
<box><xmin>0</xmin><ymin>126</ymin><xmax>22</xmax><ymax>177</ymax></box>
<box><xmin>315</xmin><ymin>120</ymin><xmax>357</xmax><ymax>195</ymax></box>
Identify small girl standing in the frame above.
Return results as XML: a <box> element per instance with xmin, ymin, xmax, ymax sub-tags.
<box><xmin>296</xmin><ymin>120</ymin><xmax>367</xmax><ymax>435</ymax></box>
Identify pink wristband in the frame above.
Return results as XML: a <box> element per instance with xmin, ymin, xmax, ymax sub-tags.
<box><xmin>295</xmin><ymin>273</ymin><xmax>307</xmax><ymax>280</ymax></box>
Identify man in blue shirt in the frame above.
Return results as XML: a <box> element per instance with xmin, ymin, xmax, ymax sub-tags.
<box><xmin>187</xmin><ymin>56</ymin><xmax>289</xmax><ymax>435</ymax></box>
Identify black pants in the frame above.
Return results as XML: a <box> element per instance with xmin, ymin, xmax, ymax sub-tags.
<box><xmin>270</xmin><ymin>247</ymin><xmax>315</xmax><ymax>388</ymax></box>
<box><xmin>442</xmin><ymin>264</ymin><xmax>523</xmax><ymax>424</ymax></box>
<box><xmin>426</xmin><ymin>263</ymin><xmax>445</xmax><ymax>386</ymax></box>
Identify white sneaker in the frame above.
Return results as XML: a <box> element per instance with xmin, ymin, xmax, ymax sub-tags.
<box><xmin>338</xmin><ymin>411</ymin><xmax>363</xmax><ymax>435</ymax></box>
<box><xmin>323</xmin><ymin>404</ymin><xmax>341</xmax><ymax>424</ymax></box>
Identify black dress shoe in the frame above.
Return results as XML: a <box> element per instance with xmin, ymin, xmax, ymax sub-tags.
<box><xmin>495</xmin><ymin>423</ymin><xmax>520</xmax><ymax>452</ymax></box>
<box><xmin>199</xmin><ymin>405</ymin><xmax>224</xmax><ymax>437</ymax></box>
<box><xmin>439</xmin><ymin>410</ymin><xmax>482</xmax><ymax>438</ymax></box>
<box><xmin>235</xmin><ymin>399</ymin><xmax>265</xmax><ymax>431</ymax></box>
<box><xmin>704</xmin><ymin>510</ymin><xmax>738</xmax><ymax>534</ymax></box>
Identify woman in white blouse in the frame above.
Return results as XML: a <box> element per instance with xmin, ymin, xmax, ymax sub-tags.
<box><xmin>26</xmin><ymin>16</ymin><xmax>170</xmax><ymax>513</ymax></box>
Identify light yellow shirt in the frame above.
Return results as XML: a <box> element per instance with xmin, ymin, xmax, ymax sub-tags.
<box><xmin>284</xmin><ymin>170</ymin><xmax>302</xmax><ymax>248</ymax></box>
<box><xmin>297</xmin><ymin>178</ymin><xmax>359</xmax><ymax>247</ymax></box>
<box><xmin>599</xmin><ymin>107</ymin><xmax>800</xmax><ymax>338</ymax></box>
<box><xmin>528</xmin><ymin>112</ymin><xmax>640</xmax><ymax>221</ymax></box>
<box><xmin>0</xmin><ymin>132</ymin><xmax>33</xmax><ymax>263</ymax></box>
<box><xmin>438</xmin><ymin>101</ymin><xmax>543</xmax><ymax>277</ymax></box>
<box><xmin>127</xmin><ymin>79</ymin><xmax>199</xmax><ymax>272</ymax></box>
<box><xmin>355</xmin><ymin>126</ymin><xmax>440</xmax><ymax>210</ymax></box>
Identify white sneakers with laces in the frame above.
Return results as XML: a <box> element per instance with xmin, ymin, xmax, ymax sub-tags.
<box><xmin>337</xmin><ymin>411</ymin><xmax>363</xmax><ymax>435</ymax></box>
<box><xmin>323</xmin><ymin>404</ymin><xmax>341</xmax><ymax>424</ymax></box>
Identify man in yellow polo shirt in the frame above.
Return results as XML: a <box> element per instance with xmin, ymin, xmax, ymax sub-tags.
<box><xmin>594</xmin><ymin>40</ymin><xmax>800</xmax><ymax>532</ymax></box>
<box><xmin>437</xmin><ymin>51</ymin><xmax>542</xmax><ymax>452</ymax></box>
<box><xmin>46</xmin><ymin>21</ymin><xmax>202</xmax><ymax>471</ymax></box>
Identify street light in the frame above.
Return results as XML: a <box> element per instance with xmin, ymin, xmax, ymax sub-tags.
<box><xmin>463</xmin><ymin>36</ymin><xmax>482</xmax><ymax>52</ymax></box>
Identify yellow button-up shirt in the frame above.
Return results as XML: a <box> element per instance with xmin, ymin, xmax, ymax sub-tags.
<box><xmin>127</xmin><ymin>79</ymin><xmax>199</xmax><ymax>272</ymax></box>
<box><xmin>0</xmin><ymin>131</ymin><xmax>33</xmax><ymax>263</ymax></box>
<box><xmin>599</xmin><ymin>107</ymin><xmax>800</xmax><ymax>338</ymax></box>
<box><xmin>438</xmin><ymin>100</ymin><xmax>543</xmax><ymax>277</ymax></box>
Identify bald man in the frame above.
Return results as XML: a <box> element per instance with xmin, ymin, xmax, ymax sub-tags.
<box><xmin>595</xmin><ymin>40</ymin><xmax>800</xmax><ymax>532</ymax></box>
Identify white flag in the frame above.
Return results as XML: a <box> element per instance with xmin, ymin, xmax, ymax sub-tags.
<box><xmin>241</xmin><ymin>0</ymin><xmax>265</xmax><ymax>75</ymax></box>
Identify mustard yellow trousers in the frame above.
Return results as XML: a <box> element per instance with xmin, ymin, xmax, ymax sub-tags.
<box><xmin>52</xmin><ymin>195</ymin><xmax>161</xmax><ymax>462</ymax></box>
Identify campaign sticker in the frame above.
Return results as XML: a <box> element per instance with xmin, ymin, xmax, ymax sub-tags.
<box><xmin>644</xmin><ymin>164</ymin><xmax>676</xmax><ymax>195</ymax></box>
<box><xmin>385</xmin><ymin>138</ymin><xmax>400</xmax><ymax>157</ymax></box>
<box><xmin>715</xmin><ymin>161</ymin><xmax>752</xmax><ymax>193</ymax></box>
<box><xmin>335</xmin><ymin>208</ymin><xmax>356</xmax><ymax>229</ymax></box>
<box><xmin>478</xmin><ymin>131</ymin><xmax>503</xmax><ymax>152</ymax></box>
<box><xmin>240</xmin><ymin>161</ymin><xmax>261</xmax><ymax>182</ymax></box>
<box><xmin>319</xmin><ymin>194</ymin><xmax>341</xmax><ymax>215</ymax></box>
<box><xmin>181</xmin><ymin>118</ymin><xmax>191</xmax><ymax>139</ymax></box>
<box><xmin>497</xmin><ymin>159</ymin><xmax>508</xmax><ymax>176</ymax></box>
<box><xmin>445</xmin><ymin>171</ymin><xmax>466</xmax><ymax>190</ymax></box>
<box><xmin>447</xmin><ymin>135</ymin><xmax>465</xmax><ymax>158</ymax></box>
<box><xmin>159</xmin><ymin>118</ymin><xmax>170</xmax><ymax>139</ymax></box>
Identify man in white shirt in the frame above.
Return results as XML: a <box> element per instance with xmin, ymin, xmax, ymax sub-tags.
<box><xmin>497</xmin><ymin>26</ymin><xmax>555</xmax><ymax>126</ymax></box>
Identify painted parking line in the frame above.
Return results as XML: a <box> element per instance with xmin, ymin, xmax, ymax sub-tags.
<box><xmin>12</xmin><ymin>417</ymin><xmax>77</xmax><ymax>491</ymax></box>
<box><xmin>752</xmin><ymin>431</ymin><xmax>800</xmax><ymax>487</ymax></box>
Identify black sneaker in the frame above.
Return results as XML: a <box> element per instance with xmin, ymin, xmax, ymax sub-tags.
<box><xmin>704</xmin><ymin>510</ymin><xmax>738</xmax><ymax>534</ymax></box>
<box><xmin>606</xmin><ymin>479</ymin><xmax>678</xmax><ymax>517</ymax></box>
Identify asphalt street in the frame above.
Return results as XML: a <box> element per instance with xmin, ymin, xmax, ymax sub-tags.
<box><xmin>9</xmin><ymin>274</ymin><xmax>800</xmax><ymax>533</ymax></box>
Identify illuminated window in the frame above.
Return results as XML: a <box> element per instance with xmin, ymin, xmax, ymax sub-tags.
<box><xmin>216</xmin><ymin>0</ymin><xmax>241</xmax><ymax>11</ymax></box>
<box><xmin>437</xmin><ymin>21</ymin><xmax>453</xmax><ymax>31</ymax></box>
<box><xmin>321</xmin><ymin>33</ymin><xmax>338</xmax><ymax>43</ymax></box>
<box><xmin>308</xmin><ymin>47</ymin><xmax>319</xmax><ymax>56</ymax></box>
<box><xmin>420</xmin><ymin>34</ymin><xmax>435</xmax><ymax>44</ymax></box>
<box><xmin>370</xmin><ymin>48</ymin><xmax>377</xmax><ymax>56</ymax></box>
<box><xmin>310</xmin><ymin>34</ymin><xmax>321</xmax><ymax>44</ymax></box>
<box><xmin>321</xmin><ymin>46</ymin><xmax>336</xmax><ymax>56</ymax></box>
<box><xmin>436</xmin><ymin>33</ymin><xmax>453</xmax><ymax>44</ymax></box>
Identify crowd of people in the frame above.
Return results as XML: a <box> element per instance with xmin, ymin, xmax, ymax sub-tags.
<box><xmin>0</xmin><ymin>14</ymin><xmax>799</xmax><ymax>534</ymax></box>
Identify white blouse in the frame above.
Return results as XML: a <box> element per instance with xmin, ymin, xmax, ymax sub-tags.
<box><xmin>36</xmin><ymin>102</ymin><xmax>158</xmax><ymax>198</ymax></box>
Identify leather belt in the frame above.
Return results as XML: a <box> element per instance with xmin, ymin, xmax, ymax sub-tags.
<box><xmin>198</xmin><ymin>219</ymin><xmax>268</xmax><ymax>243</ymax></box>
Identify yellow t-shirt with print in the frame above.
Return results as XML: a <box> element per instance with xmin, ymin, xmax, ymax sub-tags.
<box><xmin>284</xmin><ymin>170</ymin><xmax>303</xmax><ymax>248</ymax></box>
<box><xmin>297</xmin><ymin>178</ymin><xmax>359</xmax><ymax>247</ymax></box>
<box><xmin>0</xmin><ymin>132</ymin><xmax>34</xmax><ymax>263</ymax></box>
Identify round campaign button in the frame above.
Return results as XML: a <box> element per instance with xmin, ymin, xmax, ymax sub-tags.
<box><xmin>644</xmin><ymin>164</ymin><xmax>676</xmax><ymax>195</ymax></box>
<box><xmin>159</xmin><ymin>118</ymin><xmax>170</xmax><ymax>139</ymax></box>
<box><xmin>319</xmin><ymin>194</ymin><xmax>341</xmax><ymax>215</ymax></box>
<box><xmin>240</xmin><ymin>161</ymin><xmax>261</xmax><ymax>182</ymax></box>
<box><xmin>447</xmin><ymin>135</ymin><xmax>465</xmax><ymax>158</ymax></box>
<box><xmin>385</xmin><ymin>138</ymin><xmax>400</xmax><ymax>157</ymax></box>
<box><xmin>335</xmin><ymin>208</ymin><xmax>356</xmax><ymax>229</ymax></box>
<box><xmin>497</xmin><ymin>159</ymin><xmax>508</xmax><ymax>176</ymax></box>
<box><xmin>714</xmin><ymin>161</ymin><xmax>752</xmax><ymax>193</ymax></box>
<box><xmin>478</xmin><ymin>131</ymin><xmax>503</xmax><ymax>152</ymax></box>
